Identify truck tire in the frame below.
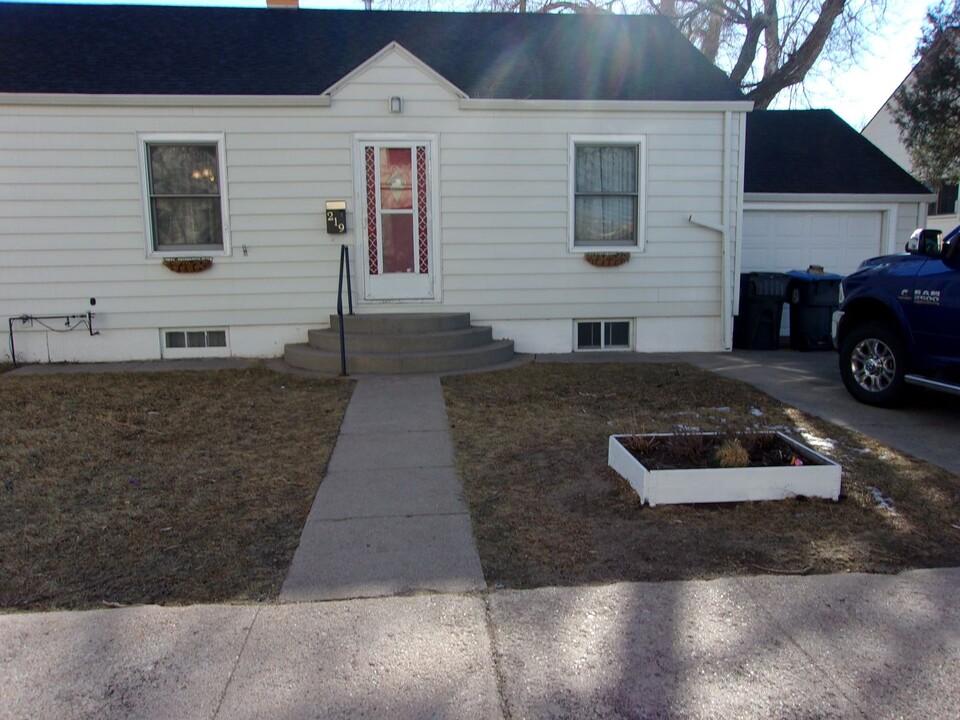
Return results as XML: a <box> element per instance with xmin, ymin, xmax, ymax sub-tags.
<box><xmin>838</xmin><ymin>321</ymin><xmax>908</xmax><ymax>407</ymax></box>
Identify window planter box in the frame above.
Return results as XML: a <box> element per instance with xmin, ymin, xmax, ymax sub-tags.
<box><xmin>584</xmin><ymin>252</ymin><xmax>631</xmax><ymax>267</ymax></box>
<box><xmin>608</xmin><ymin>432</ymin><xmax>841</xmax><ymax>506</ymax></box>
<box><xmin>162</xmin><ymin>257</ymin><xmax>213</xmax><ymax>273</ymax></box>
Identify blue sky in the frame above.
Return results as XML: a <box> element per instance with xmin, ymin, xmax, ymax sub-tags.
<box><xmin>1</xmin><ymin>0</ymin><xmax>932</xmax><ymax>130</ymax></box>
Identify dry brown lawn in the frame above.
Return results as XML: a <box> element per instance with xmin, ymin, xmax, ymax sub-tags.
<box><xmin>1</xmin><ymin>367</ymin><xmax>353</xmax><ymax>611</ymax></box>
<box><xmin>442</xmin><ymin>362</ymin><xmax>960</xmax><ymax>588</ymax></box>
<box><xmin>4</xmin><ymin>359</ymin><xmax>958</xmax><ymax>611</ymax></box>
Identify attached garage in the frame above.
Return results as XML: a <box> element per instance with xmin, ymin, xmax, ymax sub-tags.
<box><xmin>742</xmin><ymin>208</ymin><xmax>884</xmax><ymax>277</ymax></box>
<box><xmin>742</xmin><ymin>111</ymin><xmax>933</xmax><ymax>282</ymax></box>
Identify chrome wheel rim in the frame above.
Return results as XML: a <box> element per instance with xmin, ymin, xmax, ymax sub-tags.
<box><xmin>850</xmin><ymin>338</ymin><xmax>897</xmax><ymax>393</ymax></box>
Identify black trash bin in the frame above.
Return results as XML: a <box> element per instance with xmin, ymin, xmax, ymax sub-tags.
<box><xmin>786</xmin><ymin>269</ymin><xmax>843</xmax><ymax>351</ymax></box>
<box><xmin>733</xmin><ymin>272</ymin><xmax>790</xmax><ymax>350</ymax></box>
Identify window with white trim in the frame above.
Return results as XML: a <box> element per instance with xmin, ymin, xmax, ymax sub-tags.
<box><xmin>575</xmin><ymin>320</ymin><xmax>632</xmax><ymax>351</ymax></box>
<box><xmin>141</xmin><ymin>134</ymin><xmax>229</xmax><ymax>255</ymax></box>
<box><xmin>164</xmin><ymin>329</ymin><xmax>227</xmax><ymax>350</ymax></box>
<box><xmin>570</xmin><ymin>136</ymin><xmax>645</xmax><ymax>250</ymax></box>
<box><xmin>161</xmin><ymin>328</ymin><xmax>230</xmax><ymax>358</ymax></box>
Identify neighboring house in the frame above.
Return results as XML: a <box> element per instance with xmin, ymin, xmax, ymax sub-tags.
<box><xmin>862</xmin><ymin>43</ymin><xmax>959</xmax><ymax>233</ymax></box>
<box><xmin>0</xmin><ymin>3</ymin><xmax>752</xmax><ymax>363</ymax></box>
<box><xmin>744</xmin><ymin>110</ymin><xmax>933</xmax><ymax>277</ymax></box>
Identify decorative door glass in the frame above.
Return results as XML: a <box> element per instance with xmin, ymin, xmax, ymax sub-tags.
<box><xmin>379</xmin><ymin>148</ymin><xmax>416</xmax><ymax>273</ymax></box>
<box><xmin>361</xmin><ymin>141</ymin><xmax>435</xmax><ymax>301</ymax></box>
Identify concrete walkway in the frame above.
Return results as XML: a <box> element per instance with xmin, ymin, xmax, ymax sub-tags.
<box><xmin>280</xmin><ymin>375</ymin><xmax>485</xmax><ymax>601</ymax></box>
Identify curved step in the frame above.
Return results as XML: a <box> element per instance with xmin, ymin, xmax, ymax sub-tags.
<box><xmin>307</xmin><ymin>325</ymin><xmax>494</xmax><ymax>354</ymax></box>
<box><xmin>284</xmin><ymin>339</ymin><xmax>516</xmax><ymax>375</ymax></box>
<box><xmin>330</xmin><ymin>313</ymin><xmax>472</xmax><ymax>335</ymax></box>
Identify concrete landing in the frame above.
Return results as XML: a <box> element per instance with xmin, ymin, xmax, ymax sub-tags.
<box><xmin>280</xmin><ymin>375</ymin><xmax>486</xmax><ymax>602</ymax></box>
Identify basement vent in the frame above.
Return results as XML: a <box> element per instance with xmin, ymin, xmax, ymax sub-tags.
<box><xmin>162</xmin><ymin>328</ymin><xmax>229</xmax><ymax>357</ymax></box>
<box><xmin>575</xmin><ymin>320</ymin><xmax>631</xmax><ymax>351</ymax></box>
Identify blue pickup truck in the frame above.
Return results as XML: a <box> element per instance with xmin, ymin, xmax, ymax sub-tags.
<box><xmin>832</xmin><ymin>224</ymin><xmax>960</xmax><ymax>406</ymax></box>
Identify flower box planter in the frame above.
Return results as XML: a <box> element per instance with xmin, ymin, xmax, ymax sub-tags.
<box><xmin>584</xmin><ymin>252</ymin><xmax>630</xmax><ymax>267</ymax></box>
<box><xmin>162</xmin><ymin>257</ymin><xmax>213</xmax><ymax>273</ymax></box>
<box><xmin>608</xmin><ymin>432</ymin><xmax>841</xmax><ymax>507</ymax></box>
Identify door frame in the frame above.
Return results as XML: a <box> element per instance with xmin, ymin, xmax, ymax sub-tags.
<box><xmin>353</xmin><ymin>133</ymin><xmax>442</xmax><ymax>303</ymax></box>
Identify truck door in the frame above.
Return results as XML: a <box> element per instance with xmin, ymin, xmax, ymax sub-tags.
<box><xmin>909</xmin><ymin>257</ymin><xmax>960</xmax><ymax>365</ymax></box>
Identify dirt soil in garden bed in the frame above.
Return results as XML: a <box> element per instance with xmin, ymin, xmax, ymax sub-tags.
<box><xmin>0</xmin><ymin>367</ymin><xmax>354</xmax><ymax>611</ymax></box>
<box><xmin>621</xmin><ymin>432</ymin><xmax>810</xmax><ymax>471</ymax></box>
<box><xmin>442</xmin><ymin>362</ymin><xmax>960</xmax><ymax>588</ymax></box>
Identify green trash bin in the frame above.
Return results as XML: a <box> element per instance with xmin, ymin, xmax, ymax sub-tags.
<box><xmin>733</xmin><ymin>272</ymin><xmax>790</xmax><ymax>350</ymax></box>
<box><xmin>786</xmin><ymin>269</ymin><xmax>843</xmax><ymax>351</ymax></box>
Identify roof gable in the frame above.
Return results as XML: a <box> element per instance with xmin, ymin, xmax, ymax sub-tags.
<box><xmin>0</xmin><ymin>4</ymin><xmax>745</xmax><ymax>102</ymax></box>
<box><xmin>745</xmin><ymin>110</ymin><xmax>931</xmax><ymax>196</ymax></box>
<box><xmin>323</xmin><ymin>42</ymin><xmax>468</xmax><ymax>100</ymax></box>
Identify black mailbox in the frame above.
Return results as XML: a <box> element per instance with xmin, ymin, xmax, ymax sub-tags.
<box><xmin>325</xmin><ymin>201</ymin><xmax>346</xmax><ymax>235</ymax></box>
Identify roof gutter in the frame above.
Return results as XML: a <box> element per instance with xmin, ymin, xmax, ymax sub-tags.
<box><xmin>745</xmin><ymin>192</ymin><xmax>937</xmax><ymax>204</ymax></box>
<box><xmin>0</xmin><ymin>93</ymin><xmax>332</xmax><ymax>107</ymax></box>
<box><xmin>459</xmin><ymin>99</ymin><xmax>753</xmax><ymax>113</ymax></box>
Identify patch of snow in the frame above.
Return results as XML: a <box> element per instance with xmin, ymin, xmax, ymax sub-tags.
<box><xmin>800</xmin><ymin>433</ymin><xmax>837</xmax><ymax>453</ymax></box>
<box><xmin>868</xmin><ymin>486</ymin><xmax>897</xmax><ymax>514</ymax></box>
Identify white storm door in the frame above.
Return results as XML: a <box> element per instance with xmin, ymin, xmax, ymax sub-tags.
<box><xmin>358</xmin><ymin>140</ymin><xmax>437</xmax><ymax>301</ymax></box>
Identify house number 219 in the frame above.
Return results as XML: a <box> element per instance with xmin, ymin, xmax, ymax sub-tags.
<box><xmin>325</xmin><ymin>201</ymin><xmax>347</xmax><ymax>235</ymax></box>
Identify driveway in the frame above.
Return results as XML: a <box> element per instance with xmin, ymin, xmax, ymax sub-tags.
<box><xmin>683</xmin><ymin>349</ymin><xmax>960</xmax><ymax>475</ymax></box>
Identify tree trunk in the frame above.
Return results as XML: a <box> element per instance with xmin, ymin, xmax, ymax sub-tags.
<box><xmin>730</xmin><ymin>13</ymin><xmax>770</xmax><ymax>87</ymax></box>
<box><xmin>747</xmin><ymin>0</ymin><xmax>846</xmax><ymax>109</ymax></box>
<box><xmin>762</xmin><ymin>0</ymin><xmax>780</xmax><ymax>78</ymax></box>
<box><xmin>700</xmin><ymin>10</ymin><xmax>724</xmax><ymax>63</ymax></box>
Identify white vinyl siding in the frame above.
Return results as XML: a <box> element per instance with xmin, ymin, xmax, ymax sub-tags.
<box><xmin>0</xmin><ymin>45</ymin><xmax>746</xmax><ymax>361</ymax></box>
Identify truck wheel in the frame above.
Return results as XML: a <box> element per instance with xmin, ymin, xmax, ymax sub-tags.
<box><xmin>838</xmin><ymin>321</ymin><xmax>908</xmax><ymax>407</ymax></box>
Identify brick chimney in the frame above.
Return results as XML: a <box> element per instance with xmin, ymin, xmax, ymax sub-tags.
<box><xmin>266</xmin><ymin>0</ymin><xmax>299</xmax><ymax>7</ymax></box>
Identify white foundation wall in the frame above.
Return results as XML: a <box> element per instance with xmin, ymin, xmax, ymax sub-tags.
<box><xmin>3</xmin><ymin>323</ymin><xmax>318</xmax><ymax>364</ymax></box>
<box><xmin>0</xmin><ymin>48</ymin><xmax>745</xmax><ymax>363</ymax></box>
<box><xmin>486</xmin><ymin>316</ymin><xmax>722</xmax><ymax>355</ymax></box>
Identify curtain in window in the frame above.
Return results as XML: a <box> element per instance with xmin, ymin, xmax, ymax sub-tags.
<box><xmin>575</xmin><ymin>145</ymin><xmax>637</xmax><ymax>246</ymax></box>
<box><xmin>149</xmin><ymin>144</ymin><xmax>223</xmax><ymax>249</ymax></box>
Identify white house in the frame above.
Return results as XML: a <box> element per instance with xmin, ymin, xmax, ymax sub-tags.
<box><xmin>0</xmin><ymin>3</ymin><xmax>755</xmax><ymax>365</ymax></box>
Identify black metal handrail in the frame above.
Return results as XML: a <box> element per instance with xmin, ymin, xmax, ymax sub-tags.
<box><xmin>336</xmin><ymin>244</ymin><xmax>354</xmax><ymax>377</ymax></box>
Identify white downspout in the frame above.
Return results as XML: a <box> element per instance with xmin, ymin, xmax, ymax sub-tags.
<box><xmin>732</xmin><ymin>111</ymin><xmax>747</xmax><ymax>340</ymax></box>
<box><xmin>720</xmin><ymin>110</ymin><xmax>732</xmax><ymax>350</ymax></box>
<box><xmin>689</xmin><ymin>110</ymin><xmax>735</xmax><ymax>350</ymax></box>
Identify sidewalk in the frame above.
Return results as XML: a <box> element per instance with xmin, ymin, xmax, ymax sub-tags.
<box><xmin>3</xmin><ymin>569</ymin><xmax>959</xmax><ymax>719</ymax></box>
<box><xmin>2</xmin><ymin>363</ymin><xmax>960</xmax><ymax>718</ymax></box>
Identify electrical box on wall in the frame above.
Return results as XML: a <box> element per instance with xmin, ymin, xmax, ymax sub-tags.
<box><xmin>325</xmin><ymin>201</ymin><xmax>347</xmax><ymax>235</ymax></box>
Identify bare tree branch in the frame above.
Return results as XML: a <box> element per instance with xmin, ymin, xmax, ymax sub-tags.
<box><xmin>730</xmin><ymin>11</ymin><xmax>770</xmax><ymax>85</ymax></box>
<box><xmin>747</xmin><ymin>0</ymin><xmax>846</xmax><ymax>108</ymax></box>
<box><xmin>762</xmin><ymin>0</ymin><xmax>780</xmax><ymax>77</ymax></box>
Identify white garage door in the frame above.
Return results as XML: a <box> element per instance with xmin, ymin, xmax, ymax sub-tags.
<box><xmin>742</xmin><ymin>210</ymin><xmax>884</xmax><ymax>276</ymax></box>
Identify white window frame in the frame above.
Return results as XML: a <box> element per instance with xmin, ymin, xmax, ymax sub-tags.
<box><xmin>138</xmin><ymin>132</ymin><xmax>231</xmax><ymax>258</ymax></box>
<box><xmin>160</xmin><ymin>328</ymin><xmax>230</xmax><ymax>358</ymax></box>
<box><xmin>568</xmin><ymin>134</ymin><xmax>646</xmax><ymax>253</ymax></box>
<box><xmin>574</xmin><ymin>319</ymin><xmax>633</xmax><ymax>352</ymax></box>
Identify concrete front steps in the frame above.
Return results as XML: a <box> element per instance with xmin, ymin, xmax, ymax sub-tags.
<box><xmin>283</xmin><ymin>312</ymin><xmax>515</xmax><ymax>374</ymax></box>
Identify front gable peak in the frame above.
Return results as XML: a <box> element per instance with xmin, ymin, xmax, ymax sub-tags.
<box><xmin>322</xmin><ymin>42</ymin><xmax>468</xmax><ymax>101</ymax></box>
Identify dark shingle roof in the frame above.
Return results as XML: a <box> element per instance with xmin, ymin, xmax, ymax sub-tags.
<box><xmin>745</xmin><ymin>110</ymin><xmax>930</xmax><ymax>195</ymax></box>
<box><xmin>0</xmin><ymin>3</ymin><xmax>745</xmax><ymax>101</ymax></box>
